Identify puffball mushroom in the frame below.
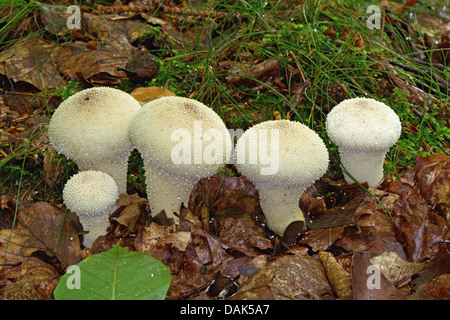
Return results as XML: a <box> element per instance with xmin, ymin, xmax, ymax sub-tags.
<box><xmin>48</xmin><ymin>87</ymin><xmax>141</xmax><ymax>195</ymax></box>
<box><xmin>326</xmin><ymin>97</ymin><xmax>401</xmax><ymax>187</ymax></box>
<box><xmin>63</xmin><ymin>170</ymin><xmax>119</xmax><ymax>248</ymax></box>
<box><xmin>235</xmin><ymin>120</ymin><xmax>329</xmax><ymax>236</ymax></box>
<box><xmin>129</xmin><ymin>96</ymin><xmax>232</xmax><ymax>223</ymax></box>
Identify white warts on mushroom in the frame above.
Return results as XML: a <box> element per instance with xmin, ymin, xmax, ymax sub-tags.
<box><xmin>235</xmin><ymin>120</ymin><xmax>329</xmax><ymax>236</ymax></box>
<box><xmin>63</xmin><ymin>170</ymin><xmax>119</xmax><ymax>248</ymax></box>
<box><xmin>326</xmin><ymin>97</ymin><xmax>401</xmax><ymax>187</ymax></box>
<box><xmin>129</xmin><ymin>96</ymin><xmax>232</xmax><ymax>223</ymax></box>
<box><xmin>48</xmin><ymin>87</ymin><xmax>141</xmax><ymax>195</ymax></box>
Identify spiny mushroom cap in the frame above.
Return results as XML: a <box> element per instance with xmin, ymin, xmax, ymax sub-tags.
<box><xmin>48</xmin><ymin>87</ymin><xmax>141</xmax><ymax>162</ymax></box>
<box><xmin>326</xmin><ymin>97</ymin><xmax>401</xmax><ymax>151</ymax></box>
<box><xmin>236</xmin><ymin>120</ymin><xmax>329</xmax><ymax>187</ymax></box>
<box><xmin>129</xmin><ymin>96</ymin><xmax>232</xmax><ymax>178</ymax></box>
<box><xmin>63</xmin><ymin>170</ymin><xmax>119</xmax><ymax>216</ymax></box>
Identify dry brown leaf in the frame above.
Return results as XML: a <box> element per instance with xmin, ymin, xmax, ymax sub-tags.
<box><xmin>130</xmin><ymin>86</ymin><xmax>176</xmax><ymax>104</ymax></box>
<box><xmin>351</xmin><ymin>253</ymin><xmax>407</xmax><ymax>300</ymax></box>
<box><xmin>54</xmin><ymin>38</ymin><xmax>133</xmax><ymax>84</ymax></box>
<box><xmin>370</xmin><ymin>251</ymin><xmax>424</xmax><ymax>287</ymax></box>
<box><xmin>0</xmin><ymin>256</ymin><xmax>59</xmax><ymax>300</ymax></box>
<box><xmin>230</xmin><ymin>254</ymin><xmax>334</xmax><ymax>300</ymax></box>
<box><xmin>114</xmin><ymin>193</ymin><xmax>148</xmax><ymax>233</ymax></box>
<box><xmin>217</xmin><ymin>217</ymin><xmax>272</xmax><ymax>256</ymax></box>
<box><xmin>319</xmin><ymin>251</ymin><xmax>352</xmax><ymax>299</ymax></box>
<box><xmin>0</xmin><ymin>202</ymin><xmax>82</xmax><ymax>268</ymax></box>
<box><xmin>0</xmin><ymin>38</ymin><xmax>65</xmax><ymax>90</ymax></box>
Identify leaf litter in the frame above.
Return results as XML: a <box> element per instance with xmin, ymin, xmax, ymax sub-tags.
<box><xmin>0</xmin><ymin>1</ymin><xmax>449</xmax><ymax>300</ymax></box>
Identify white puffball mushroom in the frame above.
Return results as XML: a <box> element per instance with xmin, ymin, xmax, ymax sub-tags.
<box><xmin>235</xmin><ymin>120</ymin><xmax>329</xmax><ymax>236</ymax></box>
<box><xmin>48</xmin><ymin>87</ymin><xmax>141</xmax><ymax>195</ymax></box>
<box><xmin>326</xmin><ymin>97</ymin><xmax>401</xmax><ymax>187</ymax></box>
<box><xmin>63</xmin><ymin>170</ymin><xmax>119</xmax><ymax>248</ymax></box>
<box><xmin>129</xmin><ymin>96</ymin><xmax>232</xmax><ymax>223</ymax></box>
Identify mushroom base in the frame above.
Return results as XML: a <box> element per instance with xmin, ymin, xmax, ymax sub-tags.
<box><xmin>78</xmin><ymin>208</ymin><xmax>116</xmax><ymax>248</ymax></box>
<box><xmin>143</xmin><ymin>161</ymin><xmax>197</xmax><ymax>224</ymax></box>
<box><xmin>339</xmin><ymin>148</ymin><xmax>387</xmax><ymax>187</ymax></box>
<box><xmin>255</xmin><ymin>184</ymin><xmax>306</xmax><ymax>236</ymax></box>
<box><xmin>77</xmin><ymin>154</ymin><xmax>130</xmax><ymax>195</ymax></box>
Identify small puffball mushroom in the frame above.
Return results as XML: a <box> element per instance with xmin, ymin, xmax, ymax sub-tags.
<box><xmin>235</xmin><ymin>120</ymin><xmax>329</xmax><ymax>236</ymax></box>
<box><xmin>129</xmin><ymin>96</ymin><xmax>232</xmax><ymax>223</ymax></box>
<box><xmin>63</xmin><ymin>170</ymin><xmax>119</xmax><ymax>248</ymax></box>
<box><xmin>48</xmin><ymin>87</ymin><xmax>141</xmax><ymax>195</ymax></box>
<box><xmin>326</xmin><ymin>97</ymin><xmax>401</xmax><ymax>187</ymax></box>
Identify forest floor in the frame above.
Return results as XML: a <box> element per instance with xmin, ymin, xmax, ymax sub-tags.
<box><xmin>0</xmin><ymin>0</ymin><xmax>449</xmax><ymax>300</ymax></box>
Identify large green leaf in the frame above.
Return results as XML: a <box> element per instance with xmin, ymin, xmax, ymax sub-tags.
<box><xmin>53</xmin><ymin>244</ymin><xmax>171</xmax><ymax>300</ymax></box>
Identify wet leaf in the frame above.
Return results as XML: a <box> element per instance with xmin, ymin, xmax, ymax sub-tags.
<box><xmin>391</xmin><ymin>188</ymin><xmax>443</xmax><ymax>263</ymax></box>
<box><xmin>217</xmin><ymin>217</ymin><xmax>272</xmax><ymax>255</ymax></box>
<box><xmin>230</xmin><ymin>254</ymin><xmax>334</xmax><ymax>300</ymax></box>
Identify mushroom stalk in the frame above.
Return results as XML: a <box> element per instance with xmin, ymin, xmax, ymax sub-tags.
<box><xmin>143</xmin><ymin>162</ymin><xmax>196</xmax><ymax>223</ymax></box>
<box><xmin>78</xmin><ymin>208</ymin><xmax>117</xmax><ymax>248</ymax></box>
<box><xmin>255</xmin><ymin>184</ymin><xmax>306</xmax><ymax>236</ymax></box>
<box><xmin>338</xmin><ymin>148</ymin><xmax>387</xmax><ymax>187</ymax></box>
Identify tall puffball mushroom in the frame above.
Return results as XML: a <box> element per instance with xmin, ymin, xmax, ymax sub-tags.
<box><xmin>129</xmin><ymin>96</ymin><xmax>232</xmax><ymax>223</ymax></box>
<box><xmin>326</xmin><ymin>97</ymin><xmax>401</xmax><ymax>187</ymax></box>
<box><xmin>48</xmin><ymin>87</ymin><xmax>141</xmax><ymax>195</ymax></box>
<box><xmin>235</xmin><ymin>120</ymin><xmax>329</xmax><ymax>236</ymax></box>
<box><xmin>63</xmin><ymin>170</ymin><xmax>119</xmax><ymax>248</ymax></box>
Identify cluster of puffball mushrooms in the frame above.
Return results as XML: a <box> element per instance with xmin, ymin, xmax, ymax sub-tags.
<box><xmin>48</xmin><ymin>87</ymin><xmax>401</xmax><ymax>248</ymax></box>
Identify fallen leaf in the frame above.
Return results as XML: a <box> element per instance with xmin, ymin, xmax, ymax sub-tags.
<box><xmin>130</xmin><ymin>86</ymin><xmax>176</xmax><ymax>104</ymax></box>
<box><xmin>369</xmin><ymin>251</ymin><xmax>424</xmax><ymax>287</ymax></box>
<box><xmin>319</xmin><ymin>251</ymin><xmax>352</xmax><ymax>299</ymax></box>
<box><xmin>392</xmin><ymin>188</ymin><xmax>443</xmax><ymax>263</ymax></box>
<box><xmin>230</xmin><ymin>254</ymin><xmax>334</xmax><ymax>300</ymax></box>
<box><xmin>0</xmin><ymin>38</ymin><xmax>65</xmax><ymax>90</ymax></box>
<box><xmin>0</xmin><ymin>202</ymin><xmax>82</xmax><ymax>268</ymax></box>
<box><xmin>351</xmin><ymin>253</ymin><xmax>406</xmax><ymax>300</ymax></box>
<box><xmin>0</xmin><ymin>256</ymin><xmax>59</xmax><ymax>300</ymax></box>
<box><xmin>217</xmin><ymin>217</ymin><xmax>272</xmax><ymax>256</ymax></box>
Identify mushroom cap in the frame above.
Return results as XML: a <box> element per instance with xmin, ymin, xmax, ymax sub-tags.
<box><xmin>48</xmin><ymin>87</ymin><xmax>141</xmax><ymax>162</ymax></box>
<box><xmin>326</xmin><ymin>97</ymin><xmax>401</xmax><ymax>151</ymax></box>
<box><xmin>63</xmin><ymin>170</ymin><xmax>119</xmax><ymax>216</ymax></box>
<box><xmin>129</xmin><ymin>96</ymin><xmax>231</xmax><ymax>178</ymax></box>
<box><xmin>235</xmin><ymin>120</ymin><xmax>329</xmax><ymax>187</ymax></box>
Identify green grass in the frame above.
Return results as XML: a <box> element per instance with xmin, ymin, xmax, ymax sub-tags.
<box><xmin>0</xmin><ymin>0</ymin><xmax>449</xmax><ymax>199</ymax></box>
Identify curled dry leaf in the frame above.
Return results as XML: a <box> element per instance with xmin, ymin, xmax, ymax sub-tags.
<box><xmin>319</xmin><ymin>251</ymin><xmax>352</xmax><ymax>299</ymax></box>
